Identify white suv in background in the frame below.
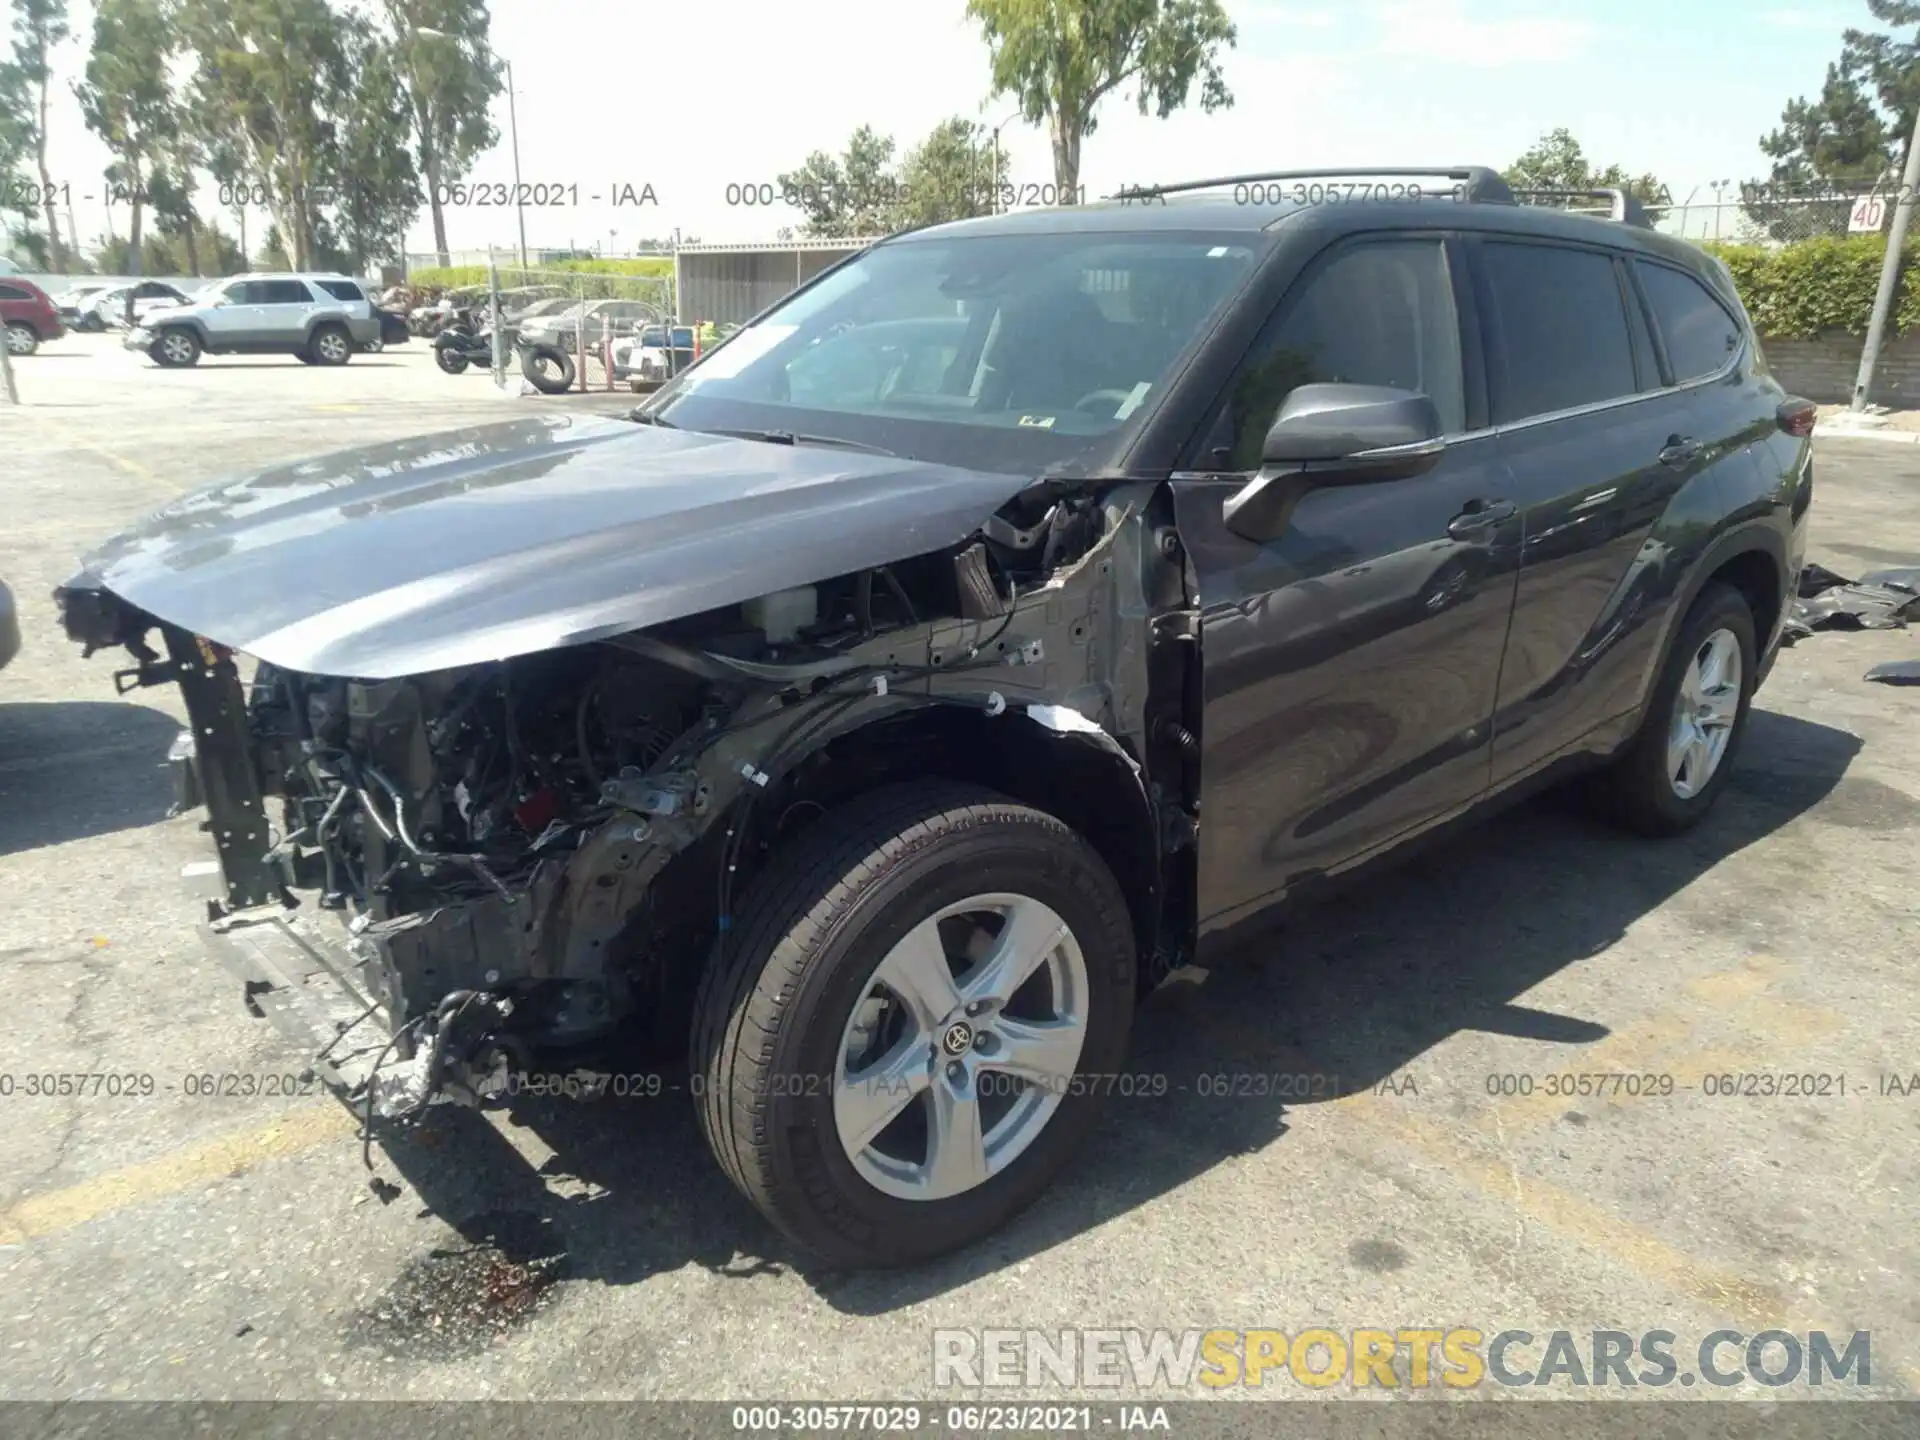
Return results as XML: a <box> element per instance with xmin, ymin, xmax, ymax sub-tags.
<box><xmin>127</xmin><ymin>273</ymin><xmax>382</xmax><ymax>367</ymax></box>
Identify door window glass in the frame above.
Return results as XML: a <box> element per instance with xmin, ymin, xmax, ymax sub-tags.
<box><xmin>1636</xmin><ymin>261</ymin><xmax>1742</xmax><ymax>382</ymax></box>
<box><xmin>1201</xmin><ymin>239</ymin><xmax>1464</xmax><ymax>471</ymax></box>
<box><xmin>1483</xmin><ymin>242</ymin><xmax>1636</xmax><ymax>421</ymax></box>
<box><xmin>259</xmin><ymin>280</ymin><xmax>313</xmax><ymax>304</ymax></box>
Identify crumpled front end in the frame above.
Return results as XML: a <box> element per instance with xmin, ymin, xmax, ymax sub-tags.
<box><xmin>54</xmin><ymin>483</ymin><xmax>1199</xmax><ymax>1125</ymax></box>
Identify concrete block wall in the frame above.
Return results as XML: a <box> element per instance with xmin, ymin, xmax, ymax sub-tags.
<box><xmin>1761</xmin><ymin>331</ymin><xmax>1920</xmax><ymax>407</ymax></box>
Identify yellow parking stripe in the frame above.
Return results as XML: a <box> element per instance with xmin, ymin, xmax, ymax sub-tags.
<box><xmin>0</xmin><ymin>1103</ymin><xmax>355</xmax><ymax>1245</ymax></box>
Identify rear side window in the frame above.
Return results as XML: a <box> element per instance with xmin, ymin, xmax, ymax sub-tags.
<box><xmin>259</xmin><ymin>280</ymin><xmax>313</xmax><ymax>304</ymax></box>
<box><xmin>1483</xmin><ymin>242</ymin><xmax>1636</xmax><ymax>422</ymax></box>
<box><xmin>1201</xmin><ymin>238</ymin><xmax>1465</xmax><ymax>470</ymax></box>
<box><xmin>316</xmin><ymin>280</ymin><xmax>364</xmax><ymax>301</ymax></box>
<box><xmin>1636</xmin><ymin>261</ymin><xmax>1742</xmax><ymax>382</ymax></box>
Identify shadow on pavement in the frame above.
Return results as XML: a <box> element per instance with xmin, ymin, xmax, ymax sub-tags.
<box><xmin>0</xmin><ymin>699</ymin><xmax>181</xmax><ymax>856</ymax></box>
<box><xmin>366</xmin><ymin>707</ymin><xmax>1865</xmax><ymax>1326</ymax></box>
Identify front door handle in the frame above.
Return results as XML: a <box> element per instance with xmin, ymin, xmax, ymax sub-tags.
<box><xmin>1659</xmin><ymin>435</ymin><xmax>1706</xmax><ymax>468</ymax></box>
<box><xmin>1447</xmin><ymin>498</ymin><xmax>1516</xmax><ymax>539</ymax></box>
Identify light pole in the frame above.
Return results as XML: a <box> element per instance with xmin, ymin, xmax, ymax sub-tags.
<box><xmin>417</xmin><ymin>29</ymin><xmax>528</xmax><ymax>273</ymax></box>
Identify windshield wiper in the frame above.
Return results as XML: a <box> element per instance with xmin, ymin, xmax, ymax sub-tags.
<box><xmin>706</xmin><ymin>427</ymin><xmax>898</xmax><ymax>458</ymax></box>
<box><xmin>628</xmin><ymin>409</ymin><xmax>679</xmax><ymax>428</ymax></box>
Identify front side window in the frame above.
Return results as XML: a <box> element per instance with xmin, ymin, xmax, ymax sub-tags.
<box><xmin>1636</xmin><ymin>261</ymin><xmax>1741</xmax><ymax>382</ymax></box>
<box><xmin>1198</xmin><ymin>239</ymin><xmax>1465</xmax><ymax>472</ymax></box>
<box><xmin>0</xmin><ymin>283</ymin><xmax>26</xmax><ymax>300</ymax></box>
<box><xmin>1483</xmin><ymin>242</ymin><xmax>1636</xmax><ymax>422</ymax></box>
<box><xmin>650</xmin><ymin>230</ymin><xmax>1260</xmax><ymax>475</ymax></box>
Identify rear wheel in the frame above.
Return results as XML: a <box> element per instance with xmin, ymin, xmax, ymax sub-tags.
<box><xmin>434</xmin><ymin>346</ymin><xmax>470</xmax><ymax>375</ymax></box>
<box><xmin>691</xmin><ymin>782</ymin><xmax>1136</xmax><ymax>1267</ymax></box>
<box><xmin>3</xmin><ymin>321</ymin><xmax>36</xmax><ymax>356</ymax></box>
<box><xmin>309</xmin><ymin>323</ymin><xmax>352</xmax><ymax>366</ymax></box>
<box><xmin>150</xmin><ymin>327</ymin><xmax>200</xmax><ymax>367</ymax></box>
<box><xmin>1588</xmin><ymin>582</ymin><xmax>1756</xmax><ymax>836</ymax></box>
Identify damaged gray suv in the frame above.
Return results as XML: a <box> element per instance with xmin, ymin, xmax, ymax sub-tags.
<box><xmin>56</xmin><ymin>167</ymin><xmax>1812</xmax><ymax>1267</ymax></box>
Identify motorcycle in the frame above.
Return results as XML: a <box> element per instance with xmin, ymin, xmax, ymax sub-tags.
<box><xmin>434</xmin><ymin>322</ymin><xmax>576</xmax><ymax>395</ymax></box>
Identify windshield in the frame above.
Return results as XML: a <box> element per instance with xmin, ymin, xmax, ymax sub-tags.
<box><xmin>645</xmin><ymin>229</ymin><xmax>1262</xmax><ymax>475</ymax></box>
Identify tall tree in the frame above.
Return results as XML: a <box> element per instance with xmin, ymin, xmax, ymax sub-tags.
<box><xmin>1502</xmin><ymin>128</ymin><xmax>1669</xmax><ymax>212</ymax></box>
<box><xmin>383</xmin><ymin>0</ymin><xmax>502</xmax><ymax>268</ymax></box>
<box><xmin>777</xmin><ymin>125</ymin><xmax>903</xmax><ymax>238</ymax></box>
<box><xmin>11</xmin><ymin>0</ymin><xmax>70</xmax><ymax>268</ymax></box>
<box><xmin>180</xmin><ymin>0</ymin><xmax>350</xmax><ymax>270</ymax></box>
<box><xmin>1750</xmin><ymin>2</ymin><xmax>1920</xmax><ymax>238</ymax></box>
<box><xmin>897</xmin><ymin>117</ymin><xmax>997</xmax><ymax>228</ymax></box>
<box><xmin>0</xmin><ymin>57</ymin><xmax>40</xmax><ymax>262</ymax></box>
<box><xmin>966</xmin><ymin>0</ymin><xmax>1235</xmax><ymax>196</ymax></box>
<box><xmin>75</xmin><ymin>0</ymin><xmax>175</xmax><ymax>278</ymax></box>
<box><xmin>328</xmin><ymin>13</ymin><xmax>421</xmax><ymax>271</ymax></box>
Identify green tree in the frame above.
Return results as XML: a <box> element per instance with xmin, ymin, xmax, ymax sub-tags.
<box><xmin>897</xmin><ymin>117</ymin><xmax>997</xmax><ymax>228</ymax></box>
<box><xmin>0</xmin><ymin>57</ymin><xmax>42</xmax><ymax>263</ymax></box>
<box><xmin>180</xmin><ymin>0</ymin><xmax>350</xmax><ymax>270</ymax></box>
<box><xmin>11</xmin><ymin>0</ymin><xmax>71</xmax><ymax>268</ymax></box>
<box><xmin>776</xmin><ymin>125</ymin><xmax>903</xmax><ymax>237</ymax></box>
<box><xmin>1748</xmin><ymin>2</ymin><xmax>1920</xmax><ymax>238</ymax></box>
<box><xmin>384</xmin><ymin>0</ymin><xmax>502</xmax><ymax>268</ymax></box>
<box><xmin>966</xmin><ymin>0</ymin><xmax>1235</xmax><ymax>195</ymax></box>
<box><xmin>328</xmin><ymin>14</ymin><xmax>421</xmax><ymax>270</ymax></box>
<box><xmin>76</xmin><ymin>0</ymin><xmax>175</xmax><ymax>278</ymax></box>
<box><xmin>1502</xmin><ymin>127</ymin><xmax>1669</xmax><ymax>212</ymax></box>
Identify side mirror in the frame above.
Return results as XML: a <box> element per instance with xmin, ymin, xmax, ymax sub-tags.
<box><xmin>1223</xmin><ymin>384</ymin><xmax>1446</xmax><ymax>543</ymax></box>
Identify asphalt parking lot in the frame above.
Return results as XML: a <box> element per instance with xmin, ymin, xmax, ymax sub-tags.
<box><xmin>2</xmin><ymin>332</ymin><xmax>1918</xmax><ymax>1405</ymax></box>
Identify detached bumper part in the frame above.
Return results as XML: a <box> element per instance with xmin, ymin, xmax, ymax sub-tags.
<box><xmin>200</xmin><ymin>908</ymin><xmax>393</xmax><ymax>1096</ymax></box>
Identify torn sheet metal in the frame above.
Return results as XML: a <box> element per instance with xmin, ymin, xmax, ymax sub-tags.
<box><xmin>1781</xmin><ymin>562</ymin><xmax>1920</xmax><ymax>644</ymax></box>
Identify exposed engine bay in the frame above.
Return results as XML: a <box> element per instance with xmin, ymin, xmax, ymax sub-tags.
<box><xmin>58</xmin><ymin>480</ymin><xmax>1198</xmax><ymax>1126</ymax></box>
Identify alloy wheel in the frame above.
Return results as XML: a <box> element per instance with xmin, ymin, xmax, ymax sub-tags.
<box><xmin>833</xmin><ymin>893</ymin><xmax>1088</xmax><ymax>1202</ymax></box>
<box><xmin>1666</xmin><ymin>627</ymin><xmax>1742</xmax><ymax>799</ymax></box>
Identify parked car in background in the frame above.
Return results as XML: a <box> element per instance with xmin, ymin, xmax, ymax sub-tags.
<box><xmin>126</xmin><ymin>273</ymin><xmax>381</xmax><ymax>367</ymax></box>
<box><xmin>613</xmin><ymin>323</ymin><xmax>698</xmax><ymax>390</ymax></box>
<box><xmin>0</xmin><ymin>278</ymin><xmax>64</xmax><ymax>355</ymax></box>
<box><xmin>521</xmin><ymin>298</ymin><xmax>660</xmax><ymax>352</ymax></box>
<box><xmin>80</xmin><ymin>280</ymin><xmax>194</xmax><ymax>331</ymax></box>
<box><xmin>54</xmin><ymin>282</ymin><xmax>114</xmax><ymax>326</ymax></box>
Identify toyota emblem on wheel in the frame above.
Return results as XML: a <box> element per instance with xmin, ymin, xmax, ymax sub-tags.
<box><xmin>941</xmin><ymin>1022</ymin><xmax>974</xmax><ymax>1056</ymax></box>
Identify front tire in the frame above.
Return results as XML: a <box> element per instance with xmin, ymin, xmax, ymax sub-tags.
<box><xmin>1589</xmin><ymin>582</ymin><xmax>1756</xmax><ymax>836</ymax></box>
<box><xmin>691</xmin><ymin>782</ymin><xmax>1136</xmax><ymax>1267</ymax></box>
<box><xmin>149</xmin><ymin>328</ymin><xmax>200</xmax><ymax>367</ymax></box>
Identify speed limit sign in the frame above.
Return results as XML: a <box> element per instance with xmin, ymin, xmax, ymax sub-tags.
<box><xmin>1849</xmin><ymin>193</ymin><xmax>1888</xmax><ymax>232</ymax></box>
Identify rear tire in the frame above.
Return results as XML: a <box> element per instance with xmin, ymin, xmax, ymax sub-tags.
<box><xmin>3</xmin><ymin>321</ymin><xmax>36</xmax><ymax>356</ymax></box>
<box><xmin>434</xmin><ymin>346</ymin><xmax>470</xmax><ymax>375</ymax></box>
<box><xmin>149</xmin><ymin>327</ymin><xmax>200</xmax><ymax>367</ymax></box>
<box><xmin>691</xmin><ymin>781</ymin><xmax>1136</xmax><ymax>1268</ymax></box>
<box><xmin>1587</xmin><ymin>582</ymin><xmax>1756</xmax><ymax>836</ymax></box>
<box><xmin>309</xmin><ymin>323</ymin><xmax>352</xmax><ymax>366</ymax></box>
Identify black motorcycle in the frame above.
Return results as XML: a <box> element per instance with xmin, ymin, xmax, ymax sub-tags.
<box><xmin>434</xmin><ymin>322</ymin><xmax>576</xmax><ymax>395</ymax></box>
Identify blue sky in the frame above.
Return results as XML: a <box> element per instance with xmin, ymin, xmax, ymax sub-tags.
<box><xmin>26</xmin><ymin>0</ymin><xmax>1877</xmax><ymax>257</ymax></box>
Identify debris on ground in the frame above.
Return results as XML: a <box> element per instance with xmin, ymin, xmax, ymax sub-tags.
<box><xmin>1865</xmin><ymin>659</ymin><xmax>1920</xmax><ymax>686</ymax></box>
<box><xmin>1782</xmin><ymin>563</ymin><xmax>1920</xmax><ymax>644</ymax></box>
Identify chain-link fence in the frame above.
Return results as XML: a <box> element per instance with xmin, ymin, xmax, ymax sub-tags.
<box><xmin>1655</xmin><ymin>184</ymin><xmax>1896</xmax><ymax>247</ymax></box>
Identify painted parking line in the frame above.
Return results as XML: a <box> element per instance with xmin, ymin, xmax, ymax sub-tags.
<box><xmin>0</xmin><ymin>1103</ymin><xmax>355</xmax><ymax>1246</ymax></box>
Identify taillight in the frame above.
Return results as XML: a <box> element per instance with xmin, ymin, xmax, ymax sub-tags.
<box><xmin>1777</xmin><ymin>398</ymin><xmax>1817</xmax><ymax>437</ymax></box>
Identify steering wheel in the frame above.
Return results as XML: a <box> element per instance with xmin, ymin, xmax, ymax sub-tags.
<box><xmin>1074</xmin><ymin>388</ymin><xmax>1135</xmax><ymax>417</ymax></box>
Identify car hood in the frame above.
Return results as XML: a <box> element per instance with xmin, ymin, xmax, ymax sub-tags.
<box><xmin>67</xmin><ymin>414</ymin><xmax>1035</xmax><ymax>679</ymax></box>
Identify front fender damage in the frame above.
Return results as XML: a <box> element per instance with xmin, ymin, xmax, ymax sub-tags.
<box><xmin>58</xmin><ymin>482</ymin><xmax>1201</xmax><ymax>1128</ymax></box>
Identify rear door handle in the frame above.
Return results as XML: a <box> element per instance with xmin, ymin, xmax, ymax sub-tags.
<box><xmin>1659</xmin><ymin>435</ymin><xmax>1706</xmax><ymax>468</ymax></box>
<box><xmin>1447</xmin><ymin>498</ymin><xmax>1516</xmax><ymax>539</ymax></box>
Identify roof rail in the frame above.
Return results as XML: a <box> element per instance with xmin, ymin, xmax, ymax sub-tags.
<box><xmin>1110</xmin><ymin>166</ymin><xmax>1515</xmax><ymax>204</ymax></box>
<box><xmin>1509</xmin><ymin>187</ymin><xmax>1655</xmax><ymax>229</ymax></box>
